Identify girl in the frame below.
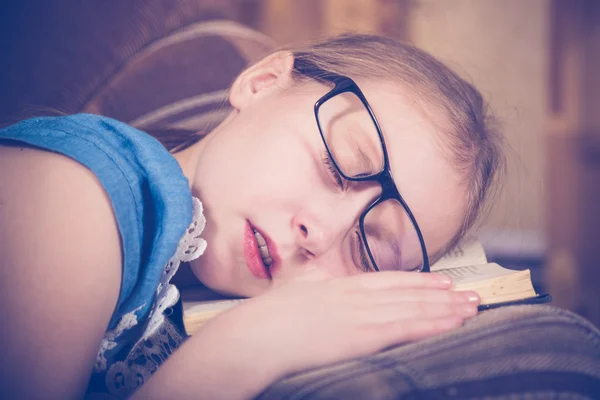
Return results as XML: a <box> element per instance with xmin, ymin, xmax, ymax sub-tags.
<box><xmin>0</xmin><ymin>34</ymin><xmax>502</xmax><ymax>399</ymax></box>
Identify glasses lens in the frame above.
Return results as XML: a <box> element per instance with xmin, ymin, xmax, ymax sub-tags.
<box><xmin>363</xmin><ymin>199</ymin><xmax>425</xmax><ymax>272</ymax></box>
<box><xmin>317</xmin><ymin>92</ymin><xmax>384</xmax><ymax>178</ymax></box>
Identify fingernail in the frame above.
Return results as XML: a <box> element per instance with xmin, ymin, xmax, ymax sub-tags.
<box><xmin>436</xmin><ymin>274</ymin><xmax>452</xmax><ymax>285</ymax></box>
<box><xmin>465</xmin><ymin>292</ymin><xmax>480</xmax><ymax>304</ymax></box>
<box><xmin>461</xmin><ymin>304</ymin><xmax>478</xmax><ymax>316</ymax></box>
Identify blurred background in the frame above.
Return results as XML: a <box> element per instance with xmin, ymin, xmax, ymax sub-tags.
<box><xmin>1</xmin><ymin>0</ymin><xmax>598</xmax><ymax>325</ymax></box>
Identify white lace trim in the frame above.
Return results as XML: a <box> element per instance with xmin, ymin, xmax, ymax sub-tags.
<box><xmin>141</xmin><ymin>197</ymin><xmax>207</xmax><ymax>341</ymax></box>
<box><xmin>94</xmin><ymin>196</ymin><xmax>206</xmax><ymax>390</ymax></box>
<box><xmin>105</xmin><ymin>318</ymin><xmax>184</xmax><ymax>398</ymax></box>
<box><xmin>95</xmin><ymin>305</ymin><xmax>144</xmax><ymax>372</ymax></box>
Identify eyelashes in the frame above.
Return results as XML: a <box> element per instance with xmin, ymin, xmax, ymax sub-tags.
<box><xmin>321</xmin><ymin>152</ymin><xmax>372</xmax><ymax>273</ymax></box>
<box><xmin>322</xmin><ymin>152</ymin><xmax>345</xmax><ymax>190</ymax></box>
<box><xmin>353</xmin><ymin>231</ymin><xmax>373</xmax><ymax>272</ymax></box>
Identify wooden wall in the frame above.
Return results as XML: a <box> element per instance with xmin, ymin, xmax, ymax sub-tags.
<box><xmin>546</xmin><ymin>0</ymin><xmax>600</xmax><ymax>325</ymax></box>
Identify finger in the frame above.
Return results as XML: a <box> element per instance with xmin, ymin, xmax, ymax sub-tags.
<box><xmin>367</xmin><ymin>289</ymin><xmax>480</xmax><ymax>306</ymax></box>
<box><xmin>350</xmin><ymin>270</ymin><xmax>453</xmax><ymax>290</ymax></box>
<box><xmin>363</xmin><ymin>299</ymin><xmax>478</xmax><ymax>325</ymax></box>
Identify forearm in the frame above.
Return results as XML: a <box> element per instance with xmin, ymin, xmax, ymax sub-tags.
<box><xmin>133</xmin><ymin>273</ymin><xmax>471</xmax><ymax>399</ymax></box>
<box><xmin>131</xmin><ymin>316</ymin><xmax>285</xmax><ymax>400</ymax></box>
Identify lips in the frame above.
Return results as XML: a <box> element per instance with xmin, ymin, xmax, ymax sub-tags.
<box><xmin>243</xmin><ymin>221</ymin><xmax>280</xmax><ymax>279</ymax></box>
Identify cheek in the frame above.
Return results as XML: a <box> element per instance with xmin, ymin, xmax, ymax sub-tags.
<box><xmin>201</xmin><ymin>128</ymin><xmax>321</xmax><ymax>209</ymax></box>
<box><xmin>196</xmin><ymin>89</ymin><xmax>328</xmax><ymax>211</ymax></box>
<box><xmin>248</xmin><ymin>136</ymin><xmax>319</xmax><ymax>204</ymax></box>
<box><xmin>243</xmin><ymin>115</ymin><xmax>323</xmax><ymax>195</ymax></box>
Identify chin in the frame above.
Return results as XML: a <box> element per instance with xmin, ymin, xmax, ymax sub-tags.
<box><xmin>190</xmin><ymin>257</ymin><xmax>267</xmax><ymax>298</ymax></box>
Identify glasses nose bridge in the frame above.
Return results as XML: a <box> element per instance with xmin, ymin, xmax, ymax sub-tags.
<box><xmin>370</xmin><ymin>168</ymin><xmax>395</xmax><ymax>197</ymax></box>
<box><xmin>348</xmin><ymin>174</ymin><xmax>388</xmax><ymax>212</ymax></box>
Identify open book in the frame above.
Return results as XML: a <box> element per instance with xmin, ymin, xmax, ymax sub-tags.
<box><xmin>430</xmin><ymin>239</ymin><xmax>547</xmax><ymax>306</ymax></box>
<box><xmin>181</xmin><ymin>239</ymin><xmax>549</xmax><ymax>335</ymax></box>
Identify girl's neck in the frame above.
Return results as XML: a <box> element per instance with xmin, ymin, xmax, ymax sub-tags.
<box><xmin>172</xmin><ymin>134</ymin><xmax>208</xmax><ymax>190</ymax></box>
<box><xmin>173</xmin><ymin>110</ymin><xmax>236</xmax><ymax>191</ymax></box>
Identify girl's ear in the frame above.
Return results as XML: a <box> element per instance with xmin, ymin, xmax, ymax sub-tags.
<box><xmin>229</xmin><ymin>51</ymin><xmax>295</xmax><ymax>110</ymax></box>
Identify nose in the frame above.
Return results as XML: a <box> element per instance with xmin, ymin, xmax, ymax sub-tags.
<box><xmin>292</xmin><ymin>184</ymin><xmax>380</xmax><ymax>259</ymax></box>
<box><xmin>292</xmin><ymin>212</ymin><xmax>337</xmax><ymax>258</ymax></box>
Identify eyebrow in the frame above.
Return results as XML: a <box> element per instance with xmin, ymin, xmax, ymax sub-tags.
<box><xmin>349</xmin><ymin>132</ymin><xmax>375</xmax><ymax>174</ymax></box>
<box><xmin>379</xmin><ymin>232</ymin><xmax>402</xmax><ymax>271</ymax></box>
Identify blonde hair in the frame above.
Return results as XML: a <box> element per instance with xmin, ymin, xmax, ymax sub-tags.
<box><xmin>159</xmin><ymin>33</ymin><xmax>504</xmax><ymax>258</ymax></box>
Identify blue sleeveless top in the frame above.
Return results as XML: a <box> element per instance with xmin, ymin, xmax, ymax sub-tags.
<box><xmin>0</xmin><ymin>114</ymin><xmax>207</xmax><ymax>398</ymax></box>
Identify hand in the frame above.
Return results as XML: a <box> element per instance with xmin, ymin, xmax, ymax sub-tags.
<box><xmin>198</xmin><ymin>271</ymin><xmax>479</xmax><ymax>381</ymax></box>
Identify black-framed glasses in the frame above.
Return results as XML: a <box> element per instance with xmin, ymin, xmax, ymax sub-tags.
<box><xmin>313</xmin><ymin>74</ymin><xmax>430</xmax><ymax>273</ymax></box>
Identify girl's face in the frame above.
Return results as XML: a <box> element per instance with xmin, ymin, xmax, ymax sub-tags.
<box><xmin>182</xmin><ymin>53</ymin><xmax>467</xmax><ymax>297</ymax></box>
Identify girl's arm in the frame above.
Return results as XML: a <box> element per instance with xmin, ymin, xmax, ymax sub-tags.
<box><xmin>134</xmin><ymin>268</ymin><xmax>475</xmax><ymax>399</ymax></box>
<box><xmin>0</xmin><ymin>146</ymin><xmax>123</xmax><ymax>399</ymax></box>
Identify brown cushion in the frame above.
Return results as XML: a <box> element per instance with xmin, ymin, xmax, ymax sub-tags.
<box><xmin>0</xmin><ymin>0</ymin><xmax>274</xmax><ymax>133</ymax></box>
<box><xmin>258</xmin><ymin>306</ymin><xmax>600</xmax><ymax>400</ymax></box>
<box><xmin>83</xmin><ymin>20</ymin><xmax>275</xmax><ymax>134</ymax></box>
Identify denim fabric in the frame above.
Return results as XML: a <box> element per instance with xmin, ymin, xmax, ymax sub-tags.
<box><xmin>258</xmin><ymin>305</ymin><xmax>600</xmax><ymax>400</ymax></box>
<box><xmin>0</xmin><ymin>114</ymin><xmax>192</xmax><ymax>330</ymax></box>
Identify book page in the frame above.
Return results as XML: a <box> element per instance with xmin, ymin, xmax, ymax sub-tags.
<box><xmin>183</xmin><ymin>298</ymin><xmax>245</xmax><ymax>313</ymax></box>
<box><xmin>436</xmin><ymin>262</ymin><xmax>513</xmax><ymax>285</ymax></box>
<box><xmin>430</xmin><ymin>238</ymin><xmax>488</xmax><ymax>271</ymax></box>
<box><xmin>183</xmin><ymin>298</ymin><xmax>246</xmax><ymax>335</ymax></box>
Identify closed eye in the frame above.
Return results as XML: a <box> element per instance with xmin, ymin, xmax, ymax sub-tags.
<box><xmin>322</xmin><ymin>151</ymin><xmax>345</xmax><ymax>191</ymax></box>
<box><xmin>352</xmin><ymin>231</ymin><xmax>374</xmax><ymax>272</ymax></box>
